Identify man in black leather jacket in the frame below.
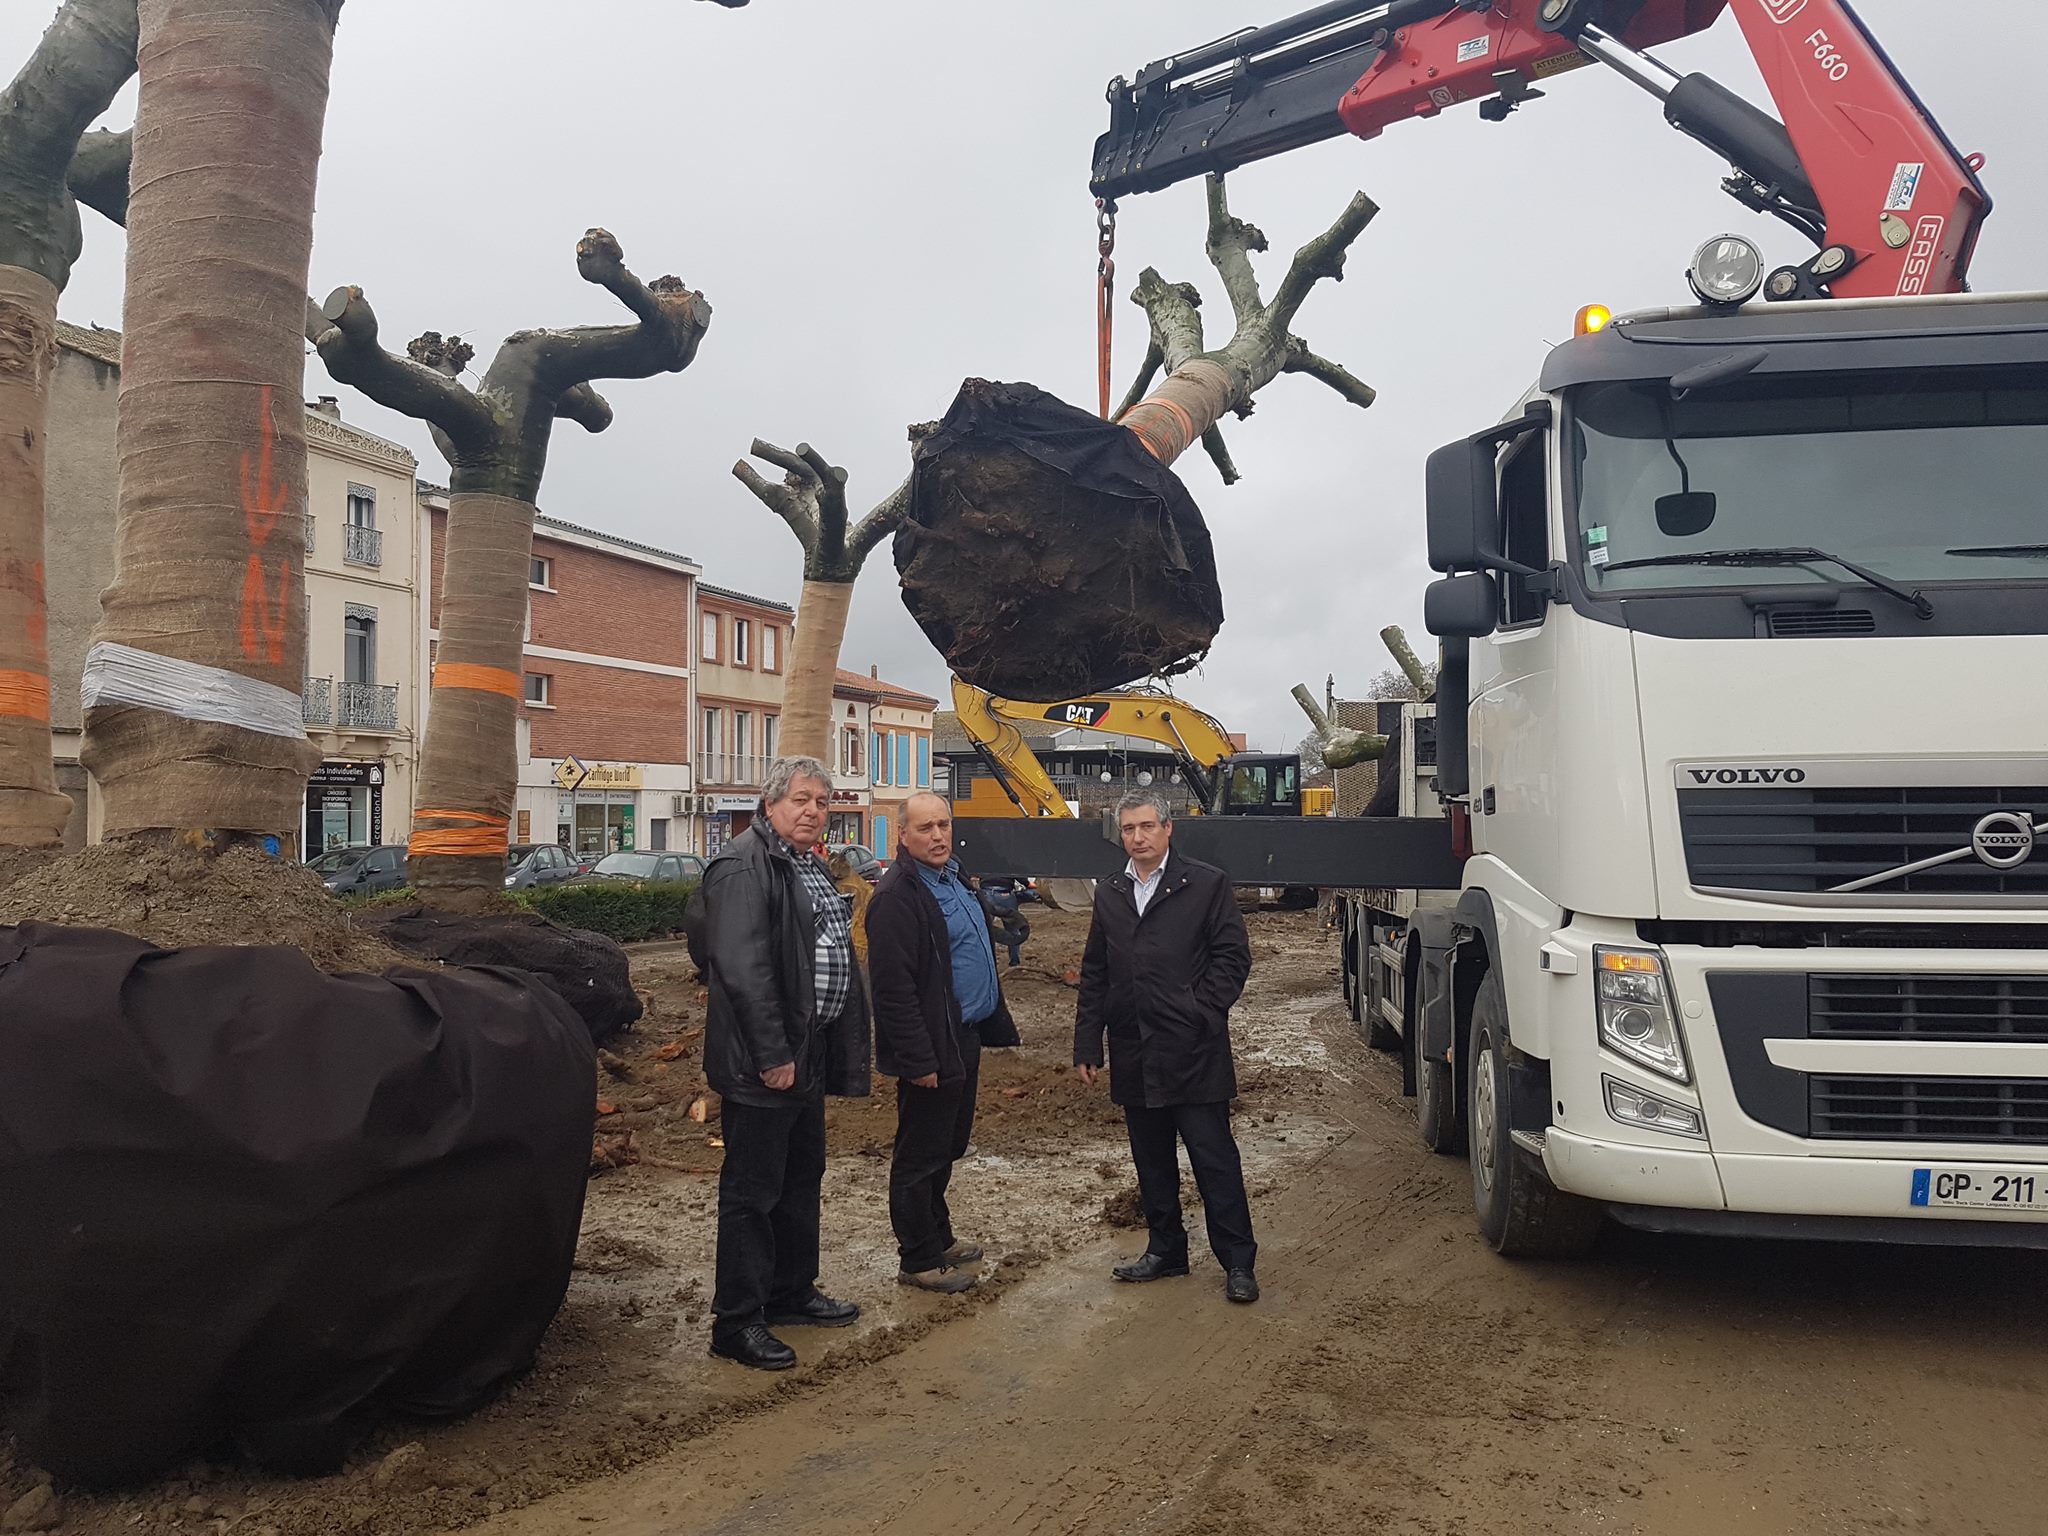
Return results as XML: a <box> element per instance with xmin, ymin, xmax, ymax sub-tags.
<box><xmin>701</xmin><ymin>756</ymin><xmax>872</xmax><ymax>1371</ymax></box>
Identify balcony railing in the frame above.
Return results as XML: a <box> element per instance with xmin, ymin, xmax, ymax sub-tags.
<box><xmin>302</xmin><ymin>676</ymin><xmax>333</xmax><ymax>726</ymax></box>
<box><xmin>700</xmin><ymin>752</ymin><xmax>764</xmax><ymax>786</ymax></box>
<box><xmin>342</xmin><ymin>522</ymin><xmax>382</xmax><ymax>568</ymax></box>
<box><xmin>339</xmin><ymin>681</ymin><xmax>399</xmax><ymax>732</ymax></box>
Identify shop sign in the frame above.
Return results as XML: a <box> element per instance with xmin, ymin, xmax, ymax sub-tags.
<box><xmin>713</xmin><ymin>794</ymin><xmax>757</xmax><ymax>812</ymax></box>
<box><xmin>581</xmin><ymin>762</ymin><xmax>644</xmax><ymax>791</ymax></box>
<box><xmin>311</xmin><ymin>760</ymin><xmax>384</xmax><ymax>786</ymax></box>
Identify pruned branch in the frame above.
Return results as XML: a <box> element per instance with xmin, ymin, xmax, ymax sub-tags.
<box><xmin>1267</xmin><ymin>190</ymin><xmax>1377</xmax><ymax>335</ymax></box>
<box><xmin>733</xmin><ymin>439</ymin><xmax>907</xmax><ymax>584</ymax></box>
<box><xmin>847</xmin><ymin>476</ymin><xmax>911</xmax><ymax>564</ymax></box>
<box><xmin>307</xmin><ymin>286</ymin><xmax>496</xmax><ymax>449</ymax></box>
<box><xmin>1203</xmin><ymin>174</ymin><xmax>1267</xmax><ymax>328</ymax></box>
<box><xmin>1283</xmin><ymin>335</ymin><xmax>1377</xmax><ymax>410</ymax></box>
<box><xmin>1114</xmin><ymin>337</ymin><xmax>1164</xmax><ymax>421</ymax></box>
<box><xmin>1129</xmin><ymin>268</ymin><xmax>1206</xmax><ymax>374</ymax></box>
<box><xmin>2</xmin><ymin>0</ymin><xmax>138</xmax><ymax>174</ymax></box>
<box><xmin>1200</xmin><ymin>426</ymin><xmax>1240</xmax><ymax>486</ymax></box>
<box><xmin>523</xmin><ymin>226</ymin><xmax>709</xmax><ymax>389</ymax></box>
<box><xmin>555</xmin><ymin>383</ymin><xmax>613</xmax><ymax>434</ymax></box>
<box><xmin>66</xmin><ymin>124</ymin><xmax>129</xmax><ymax>224</ymax></box>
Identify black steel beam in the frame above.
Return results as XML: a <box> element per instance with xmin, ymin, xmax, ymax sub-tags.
<box><xmin>952</xmin><ymin>816</ymin><xmax>1465</xmax><ymax>890</ymax></box>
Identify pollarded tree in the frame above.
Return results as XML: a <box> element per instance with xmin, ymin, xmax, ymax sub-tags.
<box><xmin>732</xmin><ymin>441</ymin><xmax>910</xmax><ymax>761</ymax></box>
<box><xmin>310</xmin><ymin>231</ymin><xmax>710</xmax><ymax>903</ymax></box>
<box><xmin>896</xmin><ymin>173</ymin><xmax>1380</xmax><ymax>702</ymax></box>
<box><xmin>79</xmin><ymin>0</ymin><xmax>345</xmax><ymax>844</ymax></box>
<box><xmin>0</xmin><ymin>0</ymin><xmax>136</xmax><ymax>848</ymax></box>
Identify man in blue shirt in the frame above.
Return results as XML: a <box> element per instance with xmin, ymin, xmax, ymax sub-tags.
<box><xmin>865</xmin><ymin>792</ymin><xmax>1020</xmax><ymax>1292</ymax></box>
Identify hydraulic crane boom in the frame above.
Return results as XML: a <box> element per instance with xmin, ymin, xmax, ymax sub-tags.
<box><xmin>1093</xmin><ymin>0</ymin><xmax>1988</xmax><ymax>300</ymax></box>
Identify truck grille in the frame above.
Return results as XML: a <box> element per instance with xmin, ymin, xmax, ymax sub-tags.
<box><xmin>1810</xmin><ymin>1076</ymin><xmax>2048</xmax><ymax>1144</ymax></box>
<box><xmin>1679</xmin><ymin>786</ymin><xmax>2048</xmax><ymax>896</ymax></box>
<box><xmin>1811</xmin><ymin>973</ymin><xmax>2048</xmax><ymax>1042</ymax></box>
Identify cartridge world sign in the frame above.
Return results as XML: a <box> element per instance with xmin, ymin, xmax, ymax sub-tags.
<box><xmin>552</xmin><ymin>757</ymin><xmax>644</xmax><ymax>793</ymax></box>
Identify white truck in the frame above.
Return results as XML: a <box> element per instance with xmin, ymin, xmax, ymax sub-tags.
<box><xmin>1346</xmin><ymin>285</ymin><xmax>2048</xmax><ymax>1255</ymax></box>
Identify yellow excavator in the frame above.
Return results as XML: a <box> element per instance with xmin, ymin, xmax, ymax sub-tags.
<box><xmin>950</xmin><ymin>677</ymin><xmax>1302</xmax><ymax>821</ymax></box>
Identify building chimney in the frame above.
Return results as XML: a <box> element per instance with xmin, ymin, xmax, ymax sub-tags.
<box><xmin>870</xmin><ymin>664</ymin><xmax>879</xmax><ymax>679</ymax></box>
<box><xmin>309</xmin><ymin>396</ymin><xmax>341</xmax><ymax>419</ymax></box>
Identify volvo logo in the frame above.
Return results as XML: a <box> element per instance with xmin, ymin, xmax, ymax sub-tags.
<box><xmin>1972</xmin><ymin>812</ymin><xmax>2038</xmax><ymax>870</ymax></box>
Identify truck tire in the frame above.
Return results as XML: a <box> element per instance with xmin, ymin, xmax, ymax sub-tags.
<box><xmin>1414</xmin><ymin>954</ymin><xmax>1461</xmax><ymax>1154</ymax></box>
<box><xmin>1467</xmin><ymin>986</ymin><xmax>1602</xmax><ymax>1258</ymax></box>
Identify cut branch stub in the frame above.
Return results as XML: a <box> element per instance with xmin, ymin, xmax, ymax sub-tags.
<box><xmin>895</xmin><ymin>379</ymin><xmax>1222</xmax><ymax>702</ymax></box>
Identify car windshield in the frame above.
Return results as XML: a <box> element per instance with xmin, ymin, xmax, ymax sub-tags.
<box><xmin>308</xmin><ymin>848</ymin><xmax>367</xmax><ymax>872</ymax></box>
<box><xmin>506</xmin><ymin>846</ymin><xmax>540</xmax><ymax>871</ymax></box>
<box><xmin>1570</xmin><ymin>367</ymin><xmax>2048</xmax><ymax>595</ymax></box>
<box><xmin>595</xmin><ymin>853</ymin><xmax>662</xmax><ymax>878</ymax></box>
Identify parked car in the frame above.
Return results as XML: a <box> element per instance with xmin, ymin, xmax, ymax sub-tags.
<box><xmin>568</xmin><ymin>850</ymin><xmax>706</xmax><ymax>887</ymax></box>
<box><xmin>310</xmin><ymin>844</ymin><xmax>408</xmax><ymax>896</ymax></box>
<box><xmin>505</xmin><ymin>843</ymin><xmax>577</xmax><ymax>889</ymax></box>
<box><xmin>833</xmin><ymin>842</ymin><xmax>887</xmax><ymax>881</ymax></box>
<box><xmin>568</xmin><ymin>850</ymin><xmax>604</xmax><ymax>875</ymax></box>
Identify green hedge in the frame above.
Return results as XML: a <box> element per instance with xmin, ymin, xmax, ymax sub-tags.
<box><xmin>514</xmin><ymin>880</ymin><xmax>698</xmax><ymax>944</ymax></box>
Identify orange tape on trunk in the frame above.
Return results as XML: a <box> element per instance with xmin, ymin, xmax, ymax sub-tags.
<box><xmin>1121</xmin><ymin>395</ymin><xmax>1197</xmax><ymax>463</ymax></box>
<box><xmin>433</xmin><ymin>663</ymin><xmax>523</xmax><ymax>698</ymax></box>
<box><xmin>0</xmin><ymin>670</ymin><xmax>52</xmax><ymax>725</ymax></box>
<box><xmin>408</xmin><ymin>809</ymin><xmax>511</xmax><ymax>859</ymax></box>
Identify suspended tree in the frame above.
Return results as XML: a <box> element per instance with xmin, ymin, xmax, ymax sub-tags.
<box><xmin>0</xmin><ymin>0</ymin><xmax>136</xmax><ymax>848</ymax></box>
<box><xmin>79</xmin><ymin>0</ymin><xmax>346</xmax><ymax>844</ymax></box>
<box><xmin>896</xmin><ymin>173</ymin><xmax>1379</xmax><ymax>701</ymax></box>
<box><xmin>732</xmin><ymin>440</ymin><xmax>912</xmax><ymax>761</ymax></box>
<box><xmin>309</xmin><ymin>230</ymin><xmax>709</xmax><ymax>903</ymax></box>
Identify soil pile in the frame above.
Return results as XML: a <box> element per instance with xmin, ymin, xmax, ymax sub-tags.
<box><xmin>0</xmin><ymin>842</ymin><xmax>409</xmax><ymax>974</ymax></box>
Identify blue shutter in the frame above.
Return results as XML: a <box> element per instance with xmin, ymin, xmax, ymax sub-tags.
<box><xmin>917</xmin><ymin>736</ymin><xmax>930</xmax><ymax>787</ymax></box>
<box><xmin>896</xmin><ymin>734</ymin><xmax>911</xmax><ymax>786</ymax></box>
<box><xmin>875</xmin><ymin>813</ymin><xmax>889</xmax><ymax>852</ymax></box>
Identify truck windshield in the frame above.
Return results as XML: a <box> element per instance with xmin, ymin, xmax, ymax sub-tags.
<box><xmin>1570</xmin><ymin>368</ymin><xmax>2048</xmax><ymax>595</ymax></box>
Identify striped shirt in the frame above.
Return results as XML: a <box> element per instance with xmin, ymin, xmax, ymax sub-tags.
<box><xmin>779</xmin><ymin>835</ymin><xmax>854</xmax><ymax>1023</ymax></box>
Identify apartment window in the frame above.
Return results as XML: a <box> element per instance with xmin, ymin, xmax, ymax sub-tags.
<box><xmin>844</xmin><ymin>726</ymin><xmax>862</xmax><ymax>775</ymax></box>
<box><xmin>530</xmin><ymin>555</ymin><xmax>554</xmax><ymax>590</ymax></box>
<box><xmin>762</xmin><ymin>626</ymin><xmax>778</xmax><ymax>672</ymax></box>
<box><xmin>703</xmin><ymin>707</ymin><xmax>722</xmax><ymax>774</ymax></box>
<box><xmin>700</xmin><ymin>612</ymin><xmax>719</xmax><ymax>663</ymax></box>
<box><xmin>346</xmin><ymin>484</ymin><xmax>376</xmax><ymax>528</ymax></box>
<box><xmin>763</xmin><ymin>714</ymin><xmax>779</xmax><ymax>763</ymax></box>
<box><xmin>872</xmin><ymin>729</ymin><xmax>887</xmax><ymax>786</ymax></box>
<box><xmin>735</xmin><ymin>711</ymin><xmax>754</xmax><ymax>771</ymax></box>
<box><xmin>343</xmin><ymin>612</ymin><xmax>375</xmax><ymax>685</ymax></box>
<box><xmin>733</xmin><ymin>618</ymin><xmax>751</xmax><ymax>667</ymax></box>
<box><xmin>524</xmin><ymin>673</ymin><xmax>553</xmax><ymax>708</ymax></box>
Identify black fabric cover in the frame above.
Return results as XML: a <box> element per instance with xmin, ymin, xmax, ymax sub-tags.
<box><xmin>367</xmin><ymin>907</ymin><xmax>642</xmax><ymax>1047</ymax></box>
<box><xmin>894</xmin><ymin>379</ymin><xmax>1224</xmax><ymax>701</ymax></box>
<box><xmin>0</xmin><ymin>922</ymin><xmax>596</xmax><ymax>1484</ymax></box>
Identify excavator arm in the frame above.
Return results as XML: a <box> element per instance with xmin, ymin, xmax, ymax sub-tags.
<box><xmin>952</xmin><ymin>678</ymin><xmax>1249</xmax><ymax>819</ymax></box>
<box><xmin>1093</xmin><ymin>0</ymin><xmax>1988</xmax><ymax>299</ymax></box>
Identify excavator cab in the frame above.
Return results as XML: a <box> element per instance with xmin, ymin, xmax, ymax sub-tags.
<box><xmin>1216</xmin><ymin>754</ymin><xmax>1302</xmax><ymax>818</ymax></box>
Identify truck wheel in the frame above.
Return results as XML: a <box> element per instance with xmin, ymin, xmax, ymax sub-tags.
<box><xmin>1468</xmin><ymin>986</ymin><xmax>1602</xmax><ymax>1258</ymax></box>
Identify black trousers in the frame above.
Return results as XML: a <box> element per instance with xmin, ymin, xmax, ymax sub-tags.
<box><xmin>711</xmin><ymin>1093</ymin><xmax>827</xmax><ymax>1341</ymax></box>
<box><xmin>1123</xmin><ymin>1100</ymin><xmax>1257</xmax><ymax>1272</ymax></box>
<box><xmin>889</xmin><ymin>1025</ymin><xmax>982</xmax><ymax>1271</ymax></box>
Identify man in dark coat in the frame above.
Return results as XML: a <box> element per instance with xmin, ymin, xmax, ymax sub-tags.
<box><xmin>1074</xmin><ymin>788</ymin><xmax>1259</xmax><ymax>1302</ymax></box>
<box><xmin>866</xmin><ymin>792</ymin><xmax>1021</xmax><ymax>1292</ymax></box>
<box><xmin>701</xmin><ymin>756</ymin><xmax>872</xmax><ymax>1371</ymax></box>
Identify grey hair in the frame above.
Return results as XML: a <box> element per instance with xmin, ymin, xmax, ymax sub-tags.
<box><xmin>762</xmin><ymin>754</ymin><xmax>833</xmax><ymax>805</ymax></box>
<box><xmin>1115</xmin><ymin>788</ymin><xmax>1172</xmax><ymax>825</ymax></box>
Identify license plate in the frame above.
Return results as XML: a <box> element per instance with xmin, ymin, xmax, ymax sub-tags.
<box><xmin>1911</xmin><ymin>1167</ymin><xmax>2048</xmax><ymax>1211</ymax></box>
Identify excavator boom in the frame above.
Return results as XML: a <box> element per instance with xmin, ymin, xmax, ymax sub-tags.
<box><xmin>1094</xmin><ymin>0</ymin><xmax>1987</xmax><ymax>299</ymax></box>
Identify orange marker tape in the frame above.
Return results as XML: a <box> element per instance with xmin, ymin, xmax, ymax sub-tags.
<box><xmin>432</xmin><ymin>663</ymin><xmax>523</xmax><ymax>698</ymax></box>
<box><xmin>0</xmin><ymin>670</ymin><xmax>52</xmax><ymax>724</ymax></box>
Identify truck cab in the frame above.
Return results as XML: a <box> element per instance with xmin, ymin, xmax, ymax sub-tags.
<box><xmin>1410</xmin><ymin>288</ymin><xmax>2048</xmax><ymax>1254</ymax></box>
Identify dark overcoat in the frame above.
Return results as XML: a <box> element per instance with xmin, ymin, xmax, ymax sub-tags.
<box><xmin>1073</xmin><ymin>853</ymin><xmax>1251</xmax><ymax>1108</ymax></box>
<box><xmin>866</xmin><ymin>860</ymin><xmax>1020</xmax><ymax>1086</ymax></box>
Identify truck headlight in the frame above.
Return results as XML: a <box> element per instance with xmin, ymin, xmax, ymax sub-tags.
<box><xmin>1594</xmin><ymin>946</ymin><xmax>1689</xmax><ymax>1083</ymax></box>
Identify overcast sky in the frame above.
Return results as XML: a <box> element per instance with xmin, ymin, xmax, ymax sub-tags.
<box><xmin>10</xmin><ymin>1</ymin><xmax>2043</xmax><ymax>749</ymax></box>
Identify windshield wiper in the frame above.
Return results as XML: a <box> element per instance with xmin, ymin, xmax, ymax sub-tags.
<box><xmin>1603</xmin><ymin>546</ymin><xmax>1934</xmax><ymax>618</ymax></box>
<box><xmin>1946</xmin><ymin>543</ymin><xmax>2048</xmax><ymax>558</ymax></box>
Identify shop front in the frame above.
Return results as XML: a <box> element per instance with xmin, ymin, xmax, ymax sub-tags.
<box><xmin>553</xmin><ymin>761</ymin><xmax>645</xmax><ymax>858</ymax></box>
<box><xmin>827</xmin><ymin>788</ymin><xmax>869</xmax><ymax>850</ymax></box>
<box><xmin>304</xmin><ymin>759</ymin><xmax>385</xmax><ymax>856</ymax></box>
<box><xmin>705</xmin><ymin>792</ymin><xmax>758</xmax><ymax>856</ymax></box>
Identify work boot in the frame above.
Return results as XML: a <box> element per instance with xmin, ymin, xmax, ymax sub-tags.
<box><xmin>764</xmin><ymin>1291</ymin><xmax>861</xmax><ymax>1329</ymax></box>
<box><xmin>1225</xmin><ymin>1268</ymin><xmax>1260</xmax><ymax>1304</ymax></box>
<box><xmin>708</xmin><ymin>1324</ymin><xmax>796</xmax><ymax>1371</ymax></box>
<box><xmin>941</xmin><ymin>1239</ymin><xmax>984</xmax><ymax>1266</ymax></box>
<box><xmin>1112</xmin><ymin>1251</ymin><xmax>1190</xmax><ymax>1283</ymax></box>
<box><xmin>898</xmin><ymin>1263</ymin><xmax>978</xmax><ymax>1293</ymax></box>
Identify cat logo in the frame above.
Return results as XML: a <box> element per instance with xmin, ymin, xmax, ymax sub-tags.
<box><xmin>1047</xmin><ymin>702</ymin><xmax>1111</xmax><ymax>727</ymax></box>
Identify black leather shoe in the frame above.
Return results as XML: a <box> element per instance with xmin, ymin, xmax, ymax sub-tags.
<box><xmin>1112</xmin><ymin>1251</ymin><xmax>1190</xmax><ymax>1283</ymax></box>
<box><xmin>764</xmin><ymin>1291</ymin><xmax>861</xmax><ymax>1329</ymax></box>
<box><xmin>709</xmin><ymin>1324</ymin><xmax>796</xmax><ymax>1371</ymax></box>
<box><xmin>1225</xmin><ymin>1268</ymin><xmax>1260</xmax><ymax>1304</ymax></box>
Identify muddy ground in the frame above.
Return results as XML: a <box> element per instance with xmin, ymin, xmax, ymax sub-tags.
<box><xmin>10</xmin><ymin>905</ymin><xmax>2048</xmax><ymax>1535</ymax></box>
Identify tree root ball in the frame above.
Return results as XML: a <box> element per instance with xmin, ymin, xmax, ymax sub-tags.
<box><xmin>894</xmin><ymin>379</ymin><xmax>1223</xmax><ymax>702</ymax></box>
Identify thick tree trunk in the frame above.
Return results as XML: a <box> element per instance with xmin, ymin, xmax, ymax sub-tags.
<box><xmin>80</xmin><ymin>0</ymin><xmax>337</xmax><ymax>840</ymax></box>
<box><xmin>0</xmin><ymin>267</ymin><xmax>67</xmax><ymax>845</ymax></box>
<box><xmin>780</xmin><ymin>577</ymin><xmax>853</xmax><ymax>761</ymax></box>
<box><xmin>411</xmin><ymin>490</ymin><xmax>533</xmax><ymax>900</ymax></box>
<box><xmin>0</xmin><ymin>0</ymin><xmax>140</xmax><ymax>846</ymax></box>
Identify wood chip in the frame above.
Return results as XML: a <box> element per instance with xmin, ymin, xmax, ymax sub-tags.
<box><xmin>654</xmin><ymin>1040</ymin><xmax>686</xmax><ymax>1062</ymax></box>
<box><xmin>596</xmin><ymin>1100</ymin><xmax>617</xmax><ymax>1116</ymax></box>
<box><xmin>687</xmin><ymin>1096</ymin><xmax>709</xmax><ymax>1123</ymax></box>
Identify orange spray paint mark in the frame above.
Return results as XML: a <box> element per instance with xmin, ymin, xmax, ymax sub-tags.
<box><xmin>238</xmin><ymin>386</ymin><xmax>293</xmax><ymax>664</ymax></box>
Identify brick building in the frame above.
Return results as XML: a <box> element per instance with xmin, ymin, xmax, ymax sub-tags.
<box><xmin>860</xmin><ymin>666</ymin><xmax>940</xmax><ymax>854</ymax></box>
<box><xmin>694</xmin><ymin>584</ymin><xmax>792</xmax><ymax>854</ymax></box>
<box><xmin>422</xmin><ymin>490</ymin><xmax>700</xmax><ymax>858</ymax></box>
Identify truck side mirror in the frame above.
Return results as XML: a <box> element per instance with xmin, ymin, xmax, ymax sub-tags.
<box><xmin>1424</xmin><ymin>573</ymin><xmax>1499</xmax><ymax>639</ymax></box>
<box><xmin>1425</xmin><ymin>438</ymin><xmax>1498</xmax><ymax>573</ymax></box>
